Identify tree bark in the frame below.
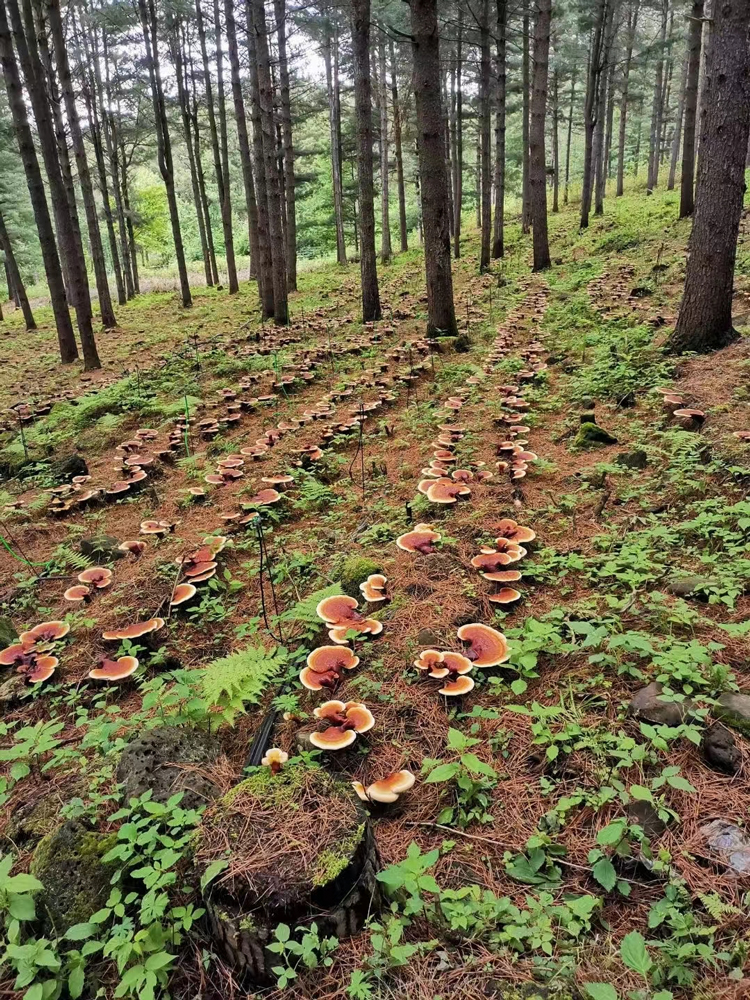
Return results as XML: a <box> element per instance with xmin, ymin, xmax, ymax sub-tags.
<box><xmin>409</xmin><ymin>0</ymin><xmax>457</xmax><ymax>337</ymax></box>
<box><xmin>274</xmin><ymin>0</ymin><xmax>297</xmax><ymax>289</ymax></box>
<box><xmin>0</xmin><ymin>0</ymin><xmax>74</xmax><ymax>358</ymax></box>
<box><xmin>492</xmin><ymin>0</ymin><xmax>506</xmax><ymax>257</ymax></box>
<box><xmin>390</xmin><ymin>38</ymin><xmax>408</xmax><ymax>252</ymax></box>
<box><xmin>453</xmin><ymin>8</ymin><xmax>463</xmax><ymax>258</ymax></box>
<box><xmin>594</xmin><ymin>5</ymin><xmax>616</xmax><ymax>216</ymax></box>
<box><xmin>668</xmin><ymin>52</ymin><xmax>689</xmax><ymax>190</ymax></box>
<box><xmin>668</xmin><ymin>0</ymin><xmax>750</xmax><ymax>354</ymax></box>
<box><xmin>138</xmin><ymin>0</ymin><xmax>191</xmax><ymax>308</ymax></box>
<box><xmin>101</xmin><ymin>38</ymin><xmax>136</xmax><ymax>298</ymax></box>
<box><xmin>564</xmin><ymin>71</ymin><xmax>575</xmax><ymax>205</ymax></box>
<box><xmin>580</xmin><ymin>0</ymin><xmax>608</xmax><ymax>228</ymax></box>
<box><xmin>616</xmin><ymin>0</ymin><xmax>639</xmax><ymax>196</ymax></box>
<box><xmin>47</xmin><ymin>0</ymin><xmax>115</xmax><ymax>328</ymax></box>
<box><xmin>521</xmin><ymin>13</ymin><xmax>531</xmax><ymax>234</ymax></box>
<box><xmin>251</xmin><ymin>0</ymin><xmax>288</xmax><ymax>323</ymax></box>
<box><xmin>187</xmin><ymin>42</ymin><xmax>220</xmax><ymax>285</ymax></box>
<box><xmin>647</xmin><ymin>0</ymin><xmax>668</xmax><ymax>193</ymax></box>
<box><xmin>323</xmin><ymin>24</ymin><xmax>347</xmax><ymax>265</ymax></box>
<box><xmin>551</xmin><ymin>70</ymin><xmax>559</xmax><ymax>213</ymax></box>
<box><xmin>246</xmin><ymin>0</ymin><xmax>273</xmax><ymax>315</ymax></box>
<box><xmin>351</xmin><ymin>0</ymin><xmax>381</xmax><ymax>322</ymax></box>
<box><xmin>680</xmin><ymin>0</ymin><xmax>704</xmax><ymax>217</ymax></box>
<box><xmin>479</xmin><ymin>0</ymin><xmax>491</xmax><ymax>271</ymax></box>
<box><xmin>0</xmin><ymin>208</ymin><xmax>35</xmax><ymax>330</ymax></box>
<box><xmin>529</xmin><ymin>0</ymin><xmax>551</xmax><ymax>271</ymax></box>
<box><xmin>377</xmin><ymin>30</ymin><xmax>391</xmax><ymax>263</ymax></box>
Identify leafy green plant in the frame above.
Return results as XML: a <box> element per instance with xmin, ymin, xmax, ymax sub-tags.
<box><xmin>421</xmin><ymin>728</ymin><xmax>497</xmax><ymax>827</ymax></box>
<box><xmin>266</xmin><ymin>922</ymin><xmax>338</xmax><ymax>990</ymax></box>
<box><xmin>200</xmin><ymin>643</ymin><xmax>288</xmax><ymax>725</ymax></box>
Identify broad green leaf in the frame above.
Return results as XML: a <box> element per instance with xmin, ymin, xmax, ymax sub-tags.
<box><xmin>425</xmin><ymin>762</ymin><xmax>459</xmax><ymax>783</ymax></box>
<box><xmin>620</xmin><ymin>930</ymin><xmax>652</xmax><ymax>976</ymax></box>
<box><xmin>200</xmin><ymin>858</ymin><xmax>229</xmax><ymax>893</ymax></box>
<box><xmin>68</xmin><ymin>966</ymin><xmax>85</xmax><ymax>999</ymax></box>
<box><xmin>583</xmin><ymin>984</ymin><xmax>618</xmax><ymax>1000</ymax></box>
<box><xmin>592</xmin><ymin>858</ymin><xmax>617</xmax><ymax>892</ymax></box>
<box><xmin>460</xmin><ymin>752</ymin><xmax>497</xmax><ymax>779</ymax></box>
<box><xmin>65</xmin><ymin>922</ymin><xmax>97</xmax><ymax>941</ymax></box>
<box><xmin>597</xmin><ymin>819</ymin><xmax>626</xmax><ymax>846</ymax></box>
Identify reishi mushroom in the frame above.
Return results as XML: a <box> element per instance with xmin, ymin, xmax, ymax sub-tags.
<box><xmin>396</xmin><ymin>523</ymin><xmax>441</xmax><ymax>554</ymax></box>
<box><xmin>101</xmin><ymin>618</ymin><xmax>165</xmax><ymax>641</ymax></box>
<box><xmin>261</xmin><ymin>748</ymin><xmax>289</xmax><ymax>773</ymax></box>
<box><xmin>77</xmin><ymin>567</ymin><xmax>113</xmax><ymax>589</ymax></box>
<box><xmin>88</xmin><ymin>656</ymin><xmax>139</xmax><ymax>681</ymax></box>
<box><xmin>456</xmin><ymin>623</ymin><xmax>510</xmax><ymax>667</ymax></box>
<box><xmin>299</xmin><ymin>645</ymin><xmax>360</xmax><ymax>691</ymax></box>
<box><xmin>360</xmin><ymin>574</ymin><xmax>387</xmax><ymax>602</ymax></box>
<box><xmin>352</xmin><ymin>770</ymin><xmax>415</xmax><ymax>803</ymax></box>
<box><xmin>309</xmin><ymin>700</ymin><xmax>375</xmax><ymax>750</ymax></box>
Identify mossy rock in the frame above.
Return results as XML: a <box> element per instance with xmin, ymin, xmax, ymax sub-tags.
<box><xmin>336</xmin><ymin>555</ymin><xmax>382</xmax><ymax>598</ymax></box>
<box><xmin>6</xmin><ymin>780</ymin><xmax>86</xmax><ymax>849</ymax></box>
<box><xmin>116</xmin><ymin>726</ymin><xmax>221</xmax><ymax>810</ymax></box>
<box><xmin>198</xmin><ymin>764</ymin><xmax>379</xmax><ymax>983</ymax></box>
<box><xmin>30</xmin><ymin>821</ymin><xmax>117</xmax><ymax>935</ymax></box>
<box><xmin>574</xmin><ymin>421</ymin><xmax>618</xmax><ymax>449</ymax></box>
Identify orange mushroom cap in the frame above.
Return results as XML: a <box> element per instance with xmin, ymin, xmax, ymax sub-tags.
<box><xmin>118</xmin><ymin>540</ymin><xmax>147</xmax><ymax>557</ymax></box>
<box><xmin>438</xmin><ymin>675</ymin><xmax>475</xmax><ymax>697</ymax></box>
<box><xmin>101</xmin><ymin>618</ymin><xmax>165</xmax><ymax>641</ymax></box>
<box><xmin>64</xmin><ymin>585</ymin><xmax>91</xmax><ymax>602</ymax></box>
<box><xmin>316</xmin><ymin>594</ymin><xmax>361</xmax><ymax>625</ymax></box>
<box><xmin>170</xmin><ymin>583</ymin><xmax>197</xmax><ymax>606</ymax></box>
<box><xmin>426</xmin><ymin>479</ymin><xmax>471</xmax><ymax>504</ymax></box>
<box><xmin>77</xmin><ymin>567</ymin><xmax>113</xmax><ymax>588</ymax></box>
<box><xmin>364</xmin><ymin>770</ymin><xmax>416</xmax><ymax>803</ymax></box>
<box><xmin>328</xmin><ymin>618</ymin><xmax>383</xmax><ymax>644</ymax></box>
<box><xmin>0</xmin><ymin>640</ymin><xmax>37</xmax><ymax>667</ymax></box>
<box><xmin>488</xmin><ymin>587</ymin><xmax>522</xmax><ymax>604</ymax></box>
<box><xmin>457</xmin><ymin>623</ymin><xmax>510</xmax><ymax>667</ymax></box>
<box><xmin>414</xmin><ymin>649</ymin><xmax>445</xmax><ymax>672</ymax></box>
<box><xmin>396</xmin><ymin>523</ymin><xmax>441</xmax><ymax>554</ymax></box>
<box><xmin>21</xmin><ymin>621</ymin><xmax>70</xmax><ymax>644</ymax></box>
<box><xmin>494</xmin><ymin>519</ymin><xmax>537</xmax><ymax>545</ymax></box>
<box><xmin>360</xmin><ymin>574</ymin><xmax>387</xmax><ymax>602</ymax></box>
<box><xmin>309</xmin><ymin>727</ymin><xmax>357</xmax><ymax>750</ymax></box>
<box><xmin>88</xmin><ymin>655</ymin><xmax>139</xmax><ymax>681</ymax></box>
<box><xmin>23</xmin><ymin>655</ymin><xmax>58</xmax><ymax>684</ymax></box>
<box><xmin>307</xmin><ymin>645</ymin><xmax>360</xmax><ymax>674</ymax></box>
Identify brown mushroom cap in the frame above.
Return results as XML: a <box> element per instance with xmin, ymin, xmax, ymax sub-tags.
<box><xmin>118</xmin><ymin>540</ymin><xmax>147</xmax><ymax>557</ymax></box>
<box><xmin>261</xmin><ymin>474</ymin><xmax>295</xmax><ymax>488</ymax></box>
<box><xmin>360</xmin><ymin>573</ymin><xmax>387</xmax><ymax>602</ymax></box>
<box><xmin>21</xmin><ymin>620</ymin><xmax>70</xmax><ymax>643</ymax></box>
<box><xmin>438</xmin><ymin>675</ymin><xmax>475</xmax><ymax>697</ymax></box>
<box><xmin>488</xmin><ymin>587</ymin><xmax>522</xmax><ymax>604</ymax></box>
<box><xmin>426</xmin><ymin>479</ymin><xmax>471</xmax><ymax>504</ymax></box>
<box><xmin>246</xmin><ymin>488</ymin><xmax>282</xmax><ymax>506</ymax></box>
<box><xmin>78</xmin><ymin>567</ymin><xmax>113</xmax><ymax>588</ymax></box>
<box><xmin>365</xmin><ymin>770</ymin><xmax>416</xmax><ymax>803</ymax></box>
<box><xmin>307</xmin><ymin>645</ymin><xmax>360</xmax><ymax>673</ymax></box>
<box><xmin>494</xmin><ymin>519</ymin><xmax>536</xmax><ymax>544</ymax></box>
<box><xmin>64</xmin><ymin>585</ymin><xmax>91</xmax><ymax>602</ymax></box>
<box><xmin>733</xmin><ymin>430</ymin><xmax>750</xmax><ymax>441</ymax></box>
<box><xmin>0</xmin><ymin>640</ymin><xmax>36</xmax><ymax>666</ymax></box>
<box><xmin>396</xmin><ymin>523</ymin><xmax>442</xmax><ymax>554</ymax></box>
<box><xmin>171</xmin><ymin>583</ymin><xmax>197</xmax><ymax>606</ymax></box>
<box><xmin>88</xmin><ymin>655</ymin><xmax>139</xmax><ymax>681</ymax></box>
<box><xmin>184</xmin><ymin>560</ymin><xmax>218</xmax><ymax>578</ymax></box>
<box><xmin>328</xmin><ymin>618</ymin><xmax>383</xmax><ymax>644</ymax></box>
<box><xmin>457</xmin><ymin>623</ymin><xmax>510</xmax><ymax>667</ymax></box>
<box><xmin>140</xmin><ymin>520</ymin><xmax>168</xmax><ymax>535</ymax></box>
<box><xmin>309</xmin><ymin>727</ymin><xmax>357</xmax><ymax>750</ymax></box>
<box><xmin>24</xmin><ymin>655</ymin><xmax>58</xmax><ymax>684</ymax></box>
<box><xmin>316</xmin><ymin>594</ymin><xmax>361</xmax><ymax>624</ymax></box>
<box><xmin>102</xmin><ymin>618</ymin><xmax>165</xmax><ymax>641</ymax></box>
<box><xmin>441</xmin><ymin>651</ymin><xmax>473</xmax><ymax>674</ymax></box>
<box><xmin>414</xmin><ymin>649</ymin><xmax>445</xmax><ymax>672</ymax></box>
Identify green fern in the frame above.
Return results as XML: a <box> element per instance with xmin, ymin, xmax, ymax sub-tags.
<box><xmin>278</xmin><ymin>582</ymin><xmax>344</xmax><ymax>638</ymax></box>
<box><xmin>698</xmin><ymin>892</ymin><xmax>740</xmax><ymax>920</ymax></box>
<box><xmin>200</xmin><ymin>643</ymin><xmax>287</xmax><ymax>725</ymax></box>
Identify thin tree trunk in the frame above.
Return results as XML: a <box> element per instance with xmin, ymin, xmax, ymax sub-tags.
<box><xmin>580</xmin><ymin>0</ymin><xmax>607</xmax><ymax>228</ymax></box>
<box><xmin>668</xmin><ymin>0</ymin><xmax>750</xmax><ymax>353</ymax></box>
<box><xmin>273</xmin><ymin>0</ymin><xmax>296</xmax><ymax>289</ymax></box>
<box><xmin>0</xmin><ymin>0</ymin><xmax>74</xmax><ymax>359</ymax></box>
<box><xmin>409</xmin><ymin>0</ymin><xmax>457</xmax><ymax>337</ymax></box>
<box><xmin>48</xmin><ymin>0</ymin><xmax>115</xmax><ymax>328</ymax></box>
<box><xmin>378</xmin><ymin>30</ymin><xmax>392</xmax><ymax>263</ymax></box>
<box><xmin>616</xmin><ymin>0</ymin><xmax>639</xmax><ymax>196</ymax></box>
<box><xmin>594</xmin><ymin>8</ymin><xmax>616</xmax><ymax>216</ymax></box>
<box><xmin>323</xmin><ymin>24</ymin><xmax>347</xmax><ymax>265</ymax></box>
<box><xmin>475</xmin><ymin>129</ymin><xmax>481</xmax><ymax>230</ymax></box>
<box><xmin>247</xmin><ymin>0</ymin><xmax>273</xmax><ymax>316</ymax></box>
<box><xmin>225</xmin><ymin>0</ymin><xmax>260</xmax><ymax>285</ymax></box>
<box><xmin>521</xmin><ymin>12</ymin><xmax>531</xmax><ymax>233</ymax></box>
<box><xmin>390</xmin><ymin>38</ymin><xmax>408</xmax><ymax>252</ymax></box>
<box><xmin>668</xmin><ymin>53</ymin><xmax>689</xmax><ymax>190</ymax></box>
<box><xmin>552</xmin><ymin>70</ymin><xmax>560</xmax><ymax>213</ymax></box>
<box><xmin>647</xmin><ymin>0</ymin><xmax>668</xmax><ymax>192</ymax></box>
<box><xmin>101</xmin><ymin>40</ymin><xmax>135</xmax><ymax>299</ymax></box>
<box><xmin>564</xmin><ymin>71</ymin><xmax>575</xmax><ymax>205</ymax></box>
<box><xmin>120</xmin><ymin>138</ymin><xmax>140</xmax><ymax>295</ymax></box>
<box><xmin>603</xmin><ymin>56</ymin><xmax>617</xmax><ymax>180</ymax></box>
<box><xmin>530</xmin><ymin>0</ymin><xmax>551</xmax><ymax>271</ymax></box>
<box><xmin>680</xmin><ymin>0</ymin><xmax>704</xmax><ymax>217</ymax></box>
<box><xmin>453</xmin><ymin>7</ymin><xmax>463</xmax><ymax>258</ymax></box>
<box><xmin>479</xmin><ymin>0</ymin><xmax>491</xmax><ymax>271</ymax></box>
<box><xmin>252</xmin><ymin>0</ymin><xmax>288</xmax><ymax>323</ymax></box>
<box><xmin>492</xmin><ymin>0</ymin><xmax>506</xmax><ymax>257</ymax></box>
<box><xmin>351</xmin><ymin>0</ymin><xmax>381</xmax><ymax>322</ymax></box>
<box><xmin>0</xmin><ymin>208</ymin><xmax>35</xmax><ymax>329</ymax></box>
<box><xmin>187</xmin><ymin>42</ymin><xmax>220</xmax><ymax>285</ymax></box>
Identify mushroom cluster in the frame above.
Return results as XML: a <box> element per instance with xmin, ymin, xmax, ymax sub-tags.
<box><xmin>171</xmin><ymin>536</ymin><xmax>227</xmax><ymax>607</ymax></box>
<box><xmin>414</xmin><ymin>648</ymin><xmax>475</xmax><ymax>696</ymax></box>
<box><xmin>309</xmin><ymin>699</ymin><xmax>375</xmax><ymax>750</ymax></box>
<box><xmin>396</xmin><ymin>523</ymin><xmax>442</xmax><ymax>554</ymax></box>
<box><xmin>65</xmin><ymin>566</ymin><xmax>113</xmax><ymax>603</ymax></box>
<box><xmin>352</xmin><ymin>769</ymin><xmax>415</xmax><ymax>804</ymax></box>
<box><xmin>0</xmin><ymin>620</ymin><xmax>70</xmax><ymax>684</ymax></box>
<box><xmin>300</xmin><ymin>645</ymin><xmax>360</xmax><ymax>691</ymax></box>
<box><xmin>470</xmin><ymin>520</ymin><xmax>536</xmax><ymax>606</ymax></box>
<box><xmin>316</xmin><ymin>594</ymin><xmax>383</xmax><ymax>644</ymax></box>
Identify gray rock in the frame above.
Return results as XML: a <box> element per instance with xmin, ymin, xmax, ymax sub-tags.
<box><xmin>116</xmin><ymin>727</ymin><xmax>222</xmax><ymax>810</ymax></box>
<box><xmin>615</xmin><ymin>449</ymin><xmax>648</xmax><ymax>470</ymax></box>
<box><xmin>715</xmin><ymin>692</ymin><xmax>750</xmax><ymax>736</ymax></box>
<box><xmin>665</xmin><ymin>575</ymin><xmax>718</xmax><ymax>599</ymax></box>
<box><xmin>627</xmin><ymin>800</ymin><xmax>667</xmax><ymax>839</ymax></box>
<box><xmin>700</xmin><ymin>819</ymin><xmax>750</xmax><ymax>875</ymax></box>
<box><xmin>702</xmin><ymin>722</ymin><xmax>741</xmax><ymax>774</ymax></box>
<box><xmin>574</xmin><ymin>421</ymin><xmax>618</xmax><ymax>449</ymax></box>
<box><xmin>0</xmin><ymin>674</ymin><xmax>30</xmax><ymax>707</ymax></box>
<box><xmin>80</xmin><ymin>535</ymin><xmax>125</xmax><ymax>561</ymax></box>
<box><xmin>628</xmin><ymin>682</ymin><xmax>693</xmax><ymax>727</ymax></box>
<box><xmin>50</xmin><ymin>453</ymin><xmax>88</xmax><ymax>483</ymax></box>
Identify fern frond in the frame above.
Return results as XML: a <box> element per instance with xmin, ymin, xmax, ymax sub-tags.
<box><xmin>278</xmin><ymin>583</ymin><xmax>344</xmax><ymax>627</ymax></box>
<box><xmin>698</xmin><ymin>892</ymin><xmax>740</xmax><ymax>920</ymax></box>
<box><xmin>200</xmin><ymin>643</ymin><xmax>287</xmax><ymax>725</ymax></box>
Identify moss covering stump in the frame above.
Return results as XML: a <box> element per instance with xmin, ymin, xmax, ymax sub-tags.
<box><xmin>195</xmin><ymin>763</ymin><xmax>380</xmax><ymax>983</ymax></box>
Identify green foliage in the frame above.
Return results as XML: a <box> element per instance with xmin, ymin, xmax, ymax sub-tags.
<box><xmin>267</xmin><ymin>922</ymin><xmax>338</xmax><ymax>990</ymax></box>
<box><xmin>199</xmin><ymin>643</ymin><xmax>288</xmax><ymax>724</ymax></box>
<box><xmin>421</xmin><ymin>728</ymin><xmax>498</xmax><ymax>828</ymax></box>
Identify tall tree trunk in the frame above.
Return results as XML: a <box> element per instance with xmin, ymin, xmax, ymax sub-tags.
<box><xmin>492</xmin><ymin>0</ymin><xmax>506</xmax><ymax>257</ymax></box>
<box><xmin>251</xmin><ymin>0</ymin><xmax>288</xmax><ymax>324</ymax></box>
<box><xmin>101</xmin><ymin>40</ymin><xmax>136</xmax><ymax>299</ymax></box>
<box><xmin>564</xmin><ymin>71</ymin><xmax>575</xmax><ymax>205</ymax></box>
<box><xmin>9</xmin><ymin>0</ymin><xmax>100</xmax><ymax>366</ymax></box>
<box><xmin>171</xmin><ymin>19</ymin><xmax>212</xmax><ymax>287</ymax></box>
<box><xmin>0</xmin><ymin>0</ymin><xmax>74</xmax><ymax>359</ymax></box>
<box><xmin>225</xmin><ymin>0</ymin><xmax>260</xmax><ymax>285</ymax></box>
<box><xmin>443</xmin><ymin>74</ymin><xmax>453</xmax><ymax>243</ymax></box>
<box><xmin>580</xmin><ymin>0</ymin><xmax>607</xmax><ymax>228</ymax></box>
<box><xmin>647</xmin><ymin>0</ymin><xmax>668</xmax><ymax>193</ymax></box>
<box><xmin>48</xmin><ymin>0</ymin><xmax>116</xmax><ymax>328</ymax></box>
<box><xmin>603</xmin><ymin>56</ymin><xmax>617</xmax><ymax>180</ymax></box>
<box><xmin>119</xmin><ymin>136</ymin><xmax>140</xmax><ymax>295</ymax></box>
<box><xmin>323</xmin><ymin>24</ymin><xmax>347</xmax><ymax>265</ymax></box>
<box><xmin>138</xmin><ymin>0</ymin><xmax>191</xmax><ymax>308</ymax></box>
<box><xmin>378</xmin><ymin>30</ymin><xmax>392</xmax><ymax>263</ymax></box>
<box><xmin>390</xmin><ymin>38</ymin><xmax>408</xmax><ymax>252</ymax></box>
<box><xmin>529</xmin><ymin>0</ymin><xmax>551</xmax><ymax>271</ymax></box>
<box><xmin>616</xmin><ymin>0</ymin><xmax>639</xmax><ymax>196</ymax></box>
<box><xmin>679</xmin><ymin>0</ymin><xmax>704</xmax><ymax>218</ymax></box>
<box><xmin>552</xmin><ymin>70</ymin><xmax>560</xmax><ymax>213</ymax></box>
<box><xmin>0</xmin><ymin>208</ymin><xmax>35</xmax><ymax>329</ymax></box>
<box><xmin>594</xmin><ymin>7</ymin><xmax>616</xmax><ymax>216</ymax></box>
<box><xmin>668</xmin><ymin>0</ymin><xmax>750</xmax><ymax>353</ymax></box>
<box><xmin>351</xmin><ymin>0</ymin><xmax>381</xmax><ymax>322</ymax></box>
<box><xmin>479</xmin><ymin>0</ymin><xmax>491</xmax><ymax>271</ymax></box>
<box><xmin>668</xmin><ymin>53</ymin><xmax>689</xmax><ymax>190</ymax></box>
<box><xmin>453</xmin><ymin>7</ymin><xmax>463</xmax><ymax>258</ymax></box>
<box><xmin>521</xmin><ymin>12</ymin><xmax>531</xmax><ymax>233</ymax></box>
<box><xmin>409</xmin><ymin>0</ymin><xmax>457</xmax><ymax>337</ymax></box>
<box><xmin>273</xmin><ymin>0</ymin><xmax>297</xmax><ymax>289</ymax></box>
<box><xmin>246</xmin><ymin>0</ymin><xmax>273</xmax><ymax>315</ymax></box>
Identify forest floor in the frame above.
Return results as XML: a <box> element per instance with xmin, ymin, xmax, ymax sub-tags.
<box><xmin>1</xmin><ymin>186</ymin><xmax>750</xmax><ymax>1000</ymax></box>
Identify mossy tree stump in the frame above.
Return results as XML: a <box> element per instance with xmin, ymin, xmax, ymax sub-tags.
<box><xmin>195</xmin><ymin>764</ymin><xmax>380</xmax><ymax>983</ymax></box>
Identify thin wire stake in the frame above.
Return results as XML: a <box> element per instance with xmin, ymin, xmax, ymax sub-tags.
<box><xmin>16</xmin><ymin>412</ymin><xmax>28</xmax><ymax>463</ymax></box>
<box><xmin>255</xmin><ymin>516</ymin><xmax>284</xmax><ymax>643</ymax></box>
<box><xmin>183</xmin><ymin>396</ymin><xmax>191</xmax><ymax>457</ymax></box>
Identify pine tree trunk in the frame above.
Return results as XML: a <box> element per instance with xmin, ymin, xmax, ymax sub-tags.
<box><xmin>530</xmin><ymin>0</ymin><xmax>551</xmax><ymax>271</ymax></box>
<box><xmin>351</xmin><ymin>0</ymin><xmax>381</xmax><ymax>322</ymax></box>
<box><xmin>617</xmin><ymin>0</ymin><xmax>639</xmax><ymax>197</ymax></box>
<box><xmin>521</xmin><ymin>13</ymin><xmax>531</xmax><ymax>234</ymax></box>
<box><xmin>225</xmin><ymin>0</ymin><xmax>260</xmax><ymax>285</ymax></box>
<box><xmin>119</xmin><ymin>138</ymin><xmax>140</xmax><ymax>295</ymax></box>
<box><xmin>48</xmin><ymin>0</ymin><xmax>116</xmax><ymax>328</ymax></box>
<box><xmin>378</xmin><ymin>31</ymin><xmax>392</xmax><ymax>264</ymax></box>
<box><xmin>564</xmin><ymin>72</ymin><xmax>575</xmax><ymax>205</ymax></box>
<box><xmin>187</xmin><ymin>43</ymin><xmax>220</xmax><ymax>286</ymax></box>
<box><xmin>273</xmin><ymin>0</ymin><xmax>297</xmax><ymax>290</ymax></box>
<box><xmin>0</xmin><ymin>0</ymin><xmax>74</xmax><ymax>359</ymax></box>
<box><xmin>668</xmin><ymin>0</ymin><xmax>750</xmax><ymax>354</ymax></box>
<box><xmin>492</xmin><ymin>0</ymin><xmax>506</xmax><ymax>257</ymax></box>
<box><xmin>138</xmin><ymin>0</ymin><xmax>191</xmax><ymax>308</ymax></box>
<box><xmin>668</xmin><ymin>53</ymin><xmax>689</xmax><ymax>190</ymax></box>
<box><xmin>10</xmin><ymin>0</ymin><xmax>100</xmax><ymax>366</ymax></box>
<box><xmin>409</xmin><ymin>0</ymin><xmax>457</xmax><ymax>337</ymax></box>
<box><xmin>453</xmin><ymin>8</ymin><xmax>463</xmax><ymax>259</ymax></box>
<box><xmin>390</xmin><ymin>38</ymin><xmax>408</xmax><ymax>252</ymax></box>
<box><xmin>479</xmin><ymin>0</ymin><xmax>492</xmax><ymax>271</ymax></box>
<box><xmin>443</xmin><ymin>75</ymin><xmax>453</xmax><ymax>243</ymax></box>
<box><xmin>246</xmin><ymin>0</ymin><xmax>273</xmax><ymax>316</ymax></box>
<box><xmin>0</xmin><ymin>208</ymin><xmax>35</xmax><ymax>330</ymax></box>
<box><xmin>323</xmin><ymin>25</ymin><xmax>347</xmax><ymax>265</ymax></box>
<box><xmin>680</xmin><ymin>0</ymin><xmax>704</xmax><ymax>218</ymax></box>
<box><xmin>552</xmin><ymin>70</ymin><xmax>560</xmax><ymax>213</ymax></box>
<box><xmin>594</xmin><ymin>7</ymin><xmax>616</xmax><ymax>216</ymax></box>
<box><xmin>604</xmin><ymin>57</ymin><xmax>617</xmax><ymax>180</ymax></box>
<box><xmin>580</xmin><ymin>0</ymin><xmax>607</xmax><ymax>228</ymax></box>
<box><xmin>647</xmin><ymin>0</ymin><xmax>668</xmax><ymax>193</ymax></box>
